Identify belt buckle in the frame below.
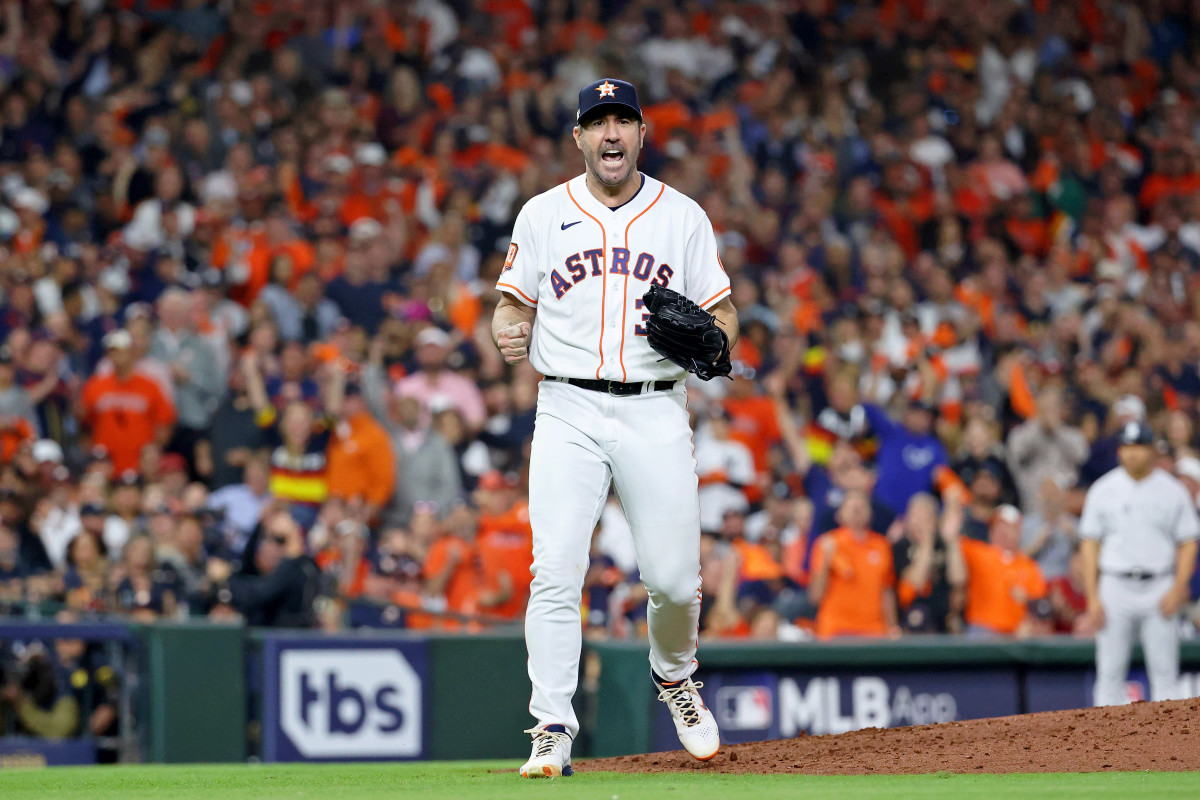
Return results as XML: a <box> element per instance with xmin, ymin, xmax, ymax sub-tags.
<box><xmin>607</xmin><ymin>381</ymin><xmax>634</xmax><ymax>397</ymax></box>
<box><xmin>1130</xmin><ymin>569</ymin><xmax>1148</xmax><ymax>580</ymax></box>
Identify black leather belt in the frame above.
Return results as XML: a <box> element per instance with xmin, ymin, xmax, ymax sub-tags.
<box><xmin>544</xmin><ymin>375</ymin><xmax>676</xmax><ymax>397</ymax></box>
<box><xmin>1104</xmin><ymin>569</ymin><xmax>1172</xmax><ymax>581</ymax></box>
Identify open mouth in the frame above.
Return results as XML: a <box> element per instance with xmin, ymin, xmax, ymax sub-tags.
<box><xmin>601</xmin><ymin>149</ymin><xmax>624</xmax><ymax>165</ymax></box>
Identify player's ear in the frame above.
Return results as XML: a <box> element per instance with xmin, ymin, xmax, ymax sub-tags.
<box><xmin>573</xmin><ymin>125</ymin><xmax>582</xmax><ymax>150</ymax></box>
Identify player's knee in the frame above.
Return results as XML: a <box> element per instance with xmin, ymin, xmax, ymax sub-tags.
<box><xmin>644</xmin><ymin>577</ymin><xmax>701</xmax><ymax>609</ymax></box>
<box><xmin>528</xmin><ymin>558</ymin><xmax>587</xmax><ymax>602</ymax></box>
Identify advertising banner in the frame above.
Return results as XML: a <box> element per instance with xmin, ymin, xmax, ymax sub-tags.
<box><xmin>260</xmin><ymin>636</ymin><xmax>427</xmax><ymax>762</ymax></box>
<box><xmin>1025</xmin><ymin>668</ymin><xmax>1200</xmax><ymax>713</ymax></box>
<box><xmin>652</xmin><ymin>668</ymin><xmax>1020</xmax><ymax>751</ymax></box>
<box><xmin>0</xmin><ymin>738</ymin><xmax>96</xmax><ymax>767</ymax></box>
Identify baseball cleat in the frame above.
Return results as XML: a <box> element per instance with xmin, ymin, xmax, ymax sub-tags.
<box><xmin>653</xmin><ymin>674</ymin><xmax>721</xmax><ymax>761</ymax></box>
<box><xmin>519</xmin><ymin>724</ymin><xmax>574</xmax><ymax>778</ymax></box>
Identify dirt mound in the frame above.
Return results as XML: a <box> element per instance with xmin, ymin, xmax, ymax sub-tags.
<box><xmin>585</xmin><ymin>697</ymin><xmax>1200</xmax><ymax>774</ymax></box>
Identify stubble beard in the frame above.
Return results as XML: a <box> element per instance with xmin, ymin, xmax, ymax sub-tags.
<box><xmin>585</xmin><ymin>144</ymin><xmax>639</xmax><ymax>189</ymax></box>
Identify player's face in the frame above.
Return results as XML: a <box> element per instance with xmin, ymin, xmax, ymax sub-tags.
<box><xmin>574</xmin><ymin>111</ymin><xmax>645</xmax><ymax>188</ymax></box>
<box><xmin>1118</xmin><ymin>443</ymin><xmax>1155</xmax><ymax>476</ymax></box>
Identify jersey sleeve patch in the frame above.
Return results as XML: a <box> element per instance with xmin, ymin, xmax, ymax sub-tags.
<box><xmin>503</xmin><ymin>242</ymin><xmax>518</xmax><ymax>272</ymax></box>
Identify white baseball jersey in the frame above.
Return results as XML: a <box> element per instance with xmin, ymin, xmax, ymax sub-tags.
<box><xmin>1079</xmin><ymin>467</ymin><xmax>1200</xmax><ymax>573</ymax></box>
<box><xmin>496</xmin><ymin>173</ymin><xmax>731</xmax><ymax>382</ymax></box>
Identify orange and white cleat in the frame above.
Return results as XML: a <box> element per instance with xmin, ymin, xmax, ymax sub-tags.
<box><xmin>519</xmin><ymin>724</ymin><xmax>574</xmax><ymax>778</ymax></box>
<box><xmin>654</xmin><ymin>674</ymin><xmax>721</xmax><ymax>761</ymax></box>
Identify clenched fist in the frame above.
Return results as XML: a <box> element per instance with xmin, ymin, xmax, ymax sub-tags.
<box><xmin>497</xmin><ymin>322</ymin><xmax>532</xmax><ymax>365</ymax></box>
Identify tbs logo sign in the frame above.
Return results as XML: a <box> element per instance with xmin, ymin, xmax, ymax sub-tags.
<box><xmin>279</xmin><ymin>649</ymin><xmax>422</xmax><ymax>759</ymax></box>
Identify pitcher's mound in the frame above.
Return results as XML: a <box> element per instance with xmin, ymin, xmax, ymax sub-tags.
<box><xmin>586</xmin><ymin>697</ymin><xmax>1200</xmax><ymax>774</ymax></box>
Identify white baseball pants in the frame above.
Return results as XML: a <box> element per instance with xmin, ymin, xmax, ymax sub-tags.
<box><xmin>525</xmin><ymin>380</ymin><xmax>702</xmax><ymax>738</ymax></box>
<box><xmin>1093</xmin><ymin>574</ymin><xmax>1179</xmax><ymax>706</ymax></box>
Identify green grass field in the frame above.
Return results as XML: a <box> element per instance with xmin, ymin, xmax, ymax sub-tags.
<box><xmin>2</xmin><ymin>763</ymin><xmax>1200</xmax><ymax>800</ymax></box>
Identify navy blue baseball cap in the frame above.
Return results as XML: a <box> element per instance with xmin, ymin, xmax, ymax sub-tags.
<box><xmin>577</xmin><ymin>78</ymin><xmax>642</xmax><ymax>124</ymax></box>
<box><xmin>1118</xmin><ymin>420</ymin><xmax>1155</xmax><ymax>446</ymax></box>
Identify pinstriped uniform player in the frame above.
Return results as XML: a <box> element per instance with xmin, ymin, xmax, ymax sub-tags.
<box><xmin>1079</xmin><ymin>420</ymin><xmax>1200</xmax><ymax>706</ymax></box>
<box><xmin>491</xmin><ymin>78</ymin><xmax>737</xmax><ymax>778</ymax></box>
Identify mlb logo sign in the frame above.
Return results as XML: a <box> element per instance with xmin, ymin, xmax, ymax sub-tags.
<box><xmin>263</xmin><ymin>640</ymin><xmax>426</xmax><ymax>762</ymax></box>
<box><xmin>715</xmin><ymin>686</ymin><xmax>773</xmax><ymax>731</ymax></box>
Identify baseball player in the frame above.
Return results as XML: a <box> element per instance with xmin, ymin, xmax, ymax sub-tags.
<box><xmin>492</xmin><ymin>78</ymin><xmax>737</xmax><ymax>778</ymax></box>
<box><xmin>1078</xmin><ymin>420</ymin><xmax>1200</xmax><ymax>706</ymax></box>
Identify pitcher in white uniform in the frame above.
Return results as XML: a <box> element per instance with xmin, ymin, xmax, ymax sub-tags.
<box><xmin>1078</xmin><ymin>420</ymin><xmax>1200</xmax><ymax>706</ymax></box>
<box><xmin>491</xmin><ymin>78</ymin><xmax>737</xmax><ymax>778</ymax></box>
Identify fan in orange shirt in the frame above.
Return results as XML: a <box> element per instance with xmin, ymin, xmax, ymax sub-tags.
<box><xmin>960</xmin><ymin>504</ymin><xmax>1048</xmax><ymax>637</ymax></box>
<box><xmin>807</xmin><ymin>490</ymin><xmax>899</xmax><ymax>640</ymax></box>
<box><xmin>79</xmin><ymin>330</ymin><xmax>176</xmax><ymax>475</ymax></box>
<box><xmin>326</xmin><ymin>380</ymin><xmax>396</xmax><ymax>522</ymax></box>
<box><xmin>421</xmin><ymin>505</ymin><xmax>484</xmax><ymax>632</ymax></box>
<box><xmin>314</xmin><ymin>515</ymin><xmax>371</xmax><ymax>600</ymax></box>
<box><xmin>473</xmin><ymin>470</ymin><xmax>534</xmax><ymax>620</ymax></box>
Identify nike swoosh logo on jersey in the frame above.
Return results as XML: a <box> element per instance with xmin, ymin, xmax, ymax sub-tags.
<box><xmin>561</xmin><ymin>220</ymin><xmax>582</xmax><ymax>230</ymax></box>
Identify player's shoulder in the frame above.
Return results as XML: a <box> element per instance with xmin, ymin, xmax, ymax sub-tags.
<box><xmin>516</xmin><ymin>180</ymin><xmax>573</xmax><ymax>218</ymax></box>
<box><xmin>1149</xmin><ymin>468</ymin><xmax>1189</xmax><ymax>495</ymax></box>
<box><xmin>1089</xmin><ymin>468</ymin><xmax>1128</xmax><ymax>493</ymax></box>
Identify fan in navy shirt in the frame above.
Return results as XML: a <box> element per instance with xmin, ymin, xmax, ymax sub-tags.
<box><xmin>324</xmin><ymin>221</ymin><xmax>390</xmax><ymax>335</ymax></box>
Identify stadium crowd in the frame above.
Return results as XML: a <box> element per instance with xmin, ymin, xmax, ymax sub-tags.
<box><xmin>0</xmin><ymin>0</ymin><xmax>1199</xmax><ymax>649</ymax></box>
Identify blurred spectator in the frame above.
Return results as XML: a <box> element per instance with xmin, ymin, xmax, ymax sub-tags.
<box><xmin>161</xmin><ymin>514</ymin><xmax>213</xmax><ymax>615</ymax></box>
<box><xmin>207</xmin><ymin>508</ymin><xmax>319</xmax><ymax>627</ymax></box>
<box><xmin>808</xmin><ymin>490</ymin><xmax>899</xmax><ymax>639</ymax></box>
<box><xmin>79</xmin><ymin>330</ymin><xmax>176</xmax><ymax>476</ymax></box>
<box><xmin>243</xmin><ymin>351</ymin><xmax>332</xmax><ymax>530</ymax></box>
<box><xmin>962</xmin><ymin>459</ymin><xmax>1008</xmax><ymax>542</ymax></box>
<box><xmin>961</xmin><ymin>505</ymin><xmax>1048</xmax><ymax>638</ymax></box>
<box><xmin>111</xmin><ymin>535</ymin><xmax>176</xmax><ymax>621</ymax></box>
<box><xmin>892</xmin><ymin>493</ymin><xmax>967</xmax><ymax>634</ymax></box>
<box><xmin>263</xmin><ymin>341</ymin><xmax>320</xmax><ymax>411</ymax></box>
<box><xmin>1020</xmin><ymin>478</ymin><xmax>1079</xmax><ymax>579</ymax></box>
<box><xmin>951</xmin><ymin>417</ymin><xmax>1018</xmax><ymax>507</ymax></box>
<box><xmin>326</xmin><ymin>378</ymin><xmax>395</xmax><ymax>522</ymax></box>
<box><xmin>313</xmin><ymin>507</ymin><xmax>371</xmax><ymax>608</ymax></box>
<box><xmin>62</xmin><ymin>529</ymin><xmax>108</xmax><ymax>613</ymax></box>
<box><xmin>205</xmin><ymin>359</ymin><xmax>261</xmax><ymax>490</ymax></box>
<box><xmin>324</xmin><ymin>221</ymin><xmax>389</xmax><ymax>335</ymax></box>
<box><xmin>474</xmin><ymin>471</ymin><xmax>534</xmax><ymax>620</ymax></box>
<box><xmin>363</xmin><ymin>354</ymin><xmax>462</xmax><ymax>527</ymax></box>
<box><xmin>1</xmin><ymin>645</ymin><xmax>80</xmax><ymax>739</ymax></box>
<box><xmin>0</xmin><ymin>521</ymin><xmax>48</xmax><ymax>606</ymax></box>
<box><xmin>262</xmin><ymin>270</ymin><xmax>344</xmax><ymax>345</ymax></box>
<box><xmin>421</xmin><ymin>502</ymin><xmax>489</xmax><ymax>631</ymax></box>
<box><xmin>102</xmin><ymin>472</ymin><xmax>142</xmax><ymax>555</ymax></box>
<box><xmin>395</xmin><ymin>327</ymin><xmax>486</xmax><ymax>432</ymax></box>
<box><xmin>206</xmin><ymin>455</ymin><xmax>272</xmax><ymax>558</ymax></box>
<box><xmin>1047</xmin><ymin>545</ymin><xmax>1090</xmax><ymax>634</ymax></box>
<box><xmin>0</xmin><ymin>344</ymin><xmax>38</xmax><ymax>450</ymax></box>
<box><xmin>1006</xmin><ymin>385</ymin><xmax>1089</xmax><ymax>515</ymax></box>
<box><xmin>864</xmin><ymin>398</ymin><xmax>952</xmax><ymax>515</ymax></box>
<box><xmin>694</xmin><ymin>407</ymin><xmax>755</xmax><ymax>534</ymax></box>
<box><xmin>149</xmin><ymin>288</ymin><xmax>221</xmax><ymax>474</ymax></box>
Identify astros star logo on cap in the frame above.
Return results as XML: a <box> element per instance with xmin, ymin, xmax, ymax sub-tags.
<box><xmin>596</xmin><ymin>80</ymin><xmax>617</xmax><ymax>98</ymax></box>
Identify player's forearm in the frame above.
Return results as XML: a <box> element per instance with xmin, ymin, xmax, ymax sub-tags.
<box><xmin>1080</xmin><ymin>539</ymin><xmax>1101</xmax><ymax>605</ymax></box>
<box><xmin>491</xmin><ymin>297</ymin><xmax>535</xmax><ymax>348</ymax></box>
<box><xmin>709</xmin><ymin>297</ymin><xmax>738</xmax><ymax>350</ymax></box>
